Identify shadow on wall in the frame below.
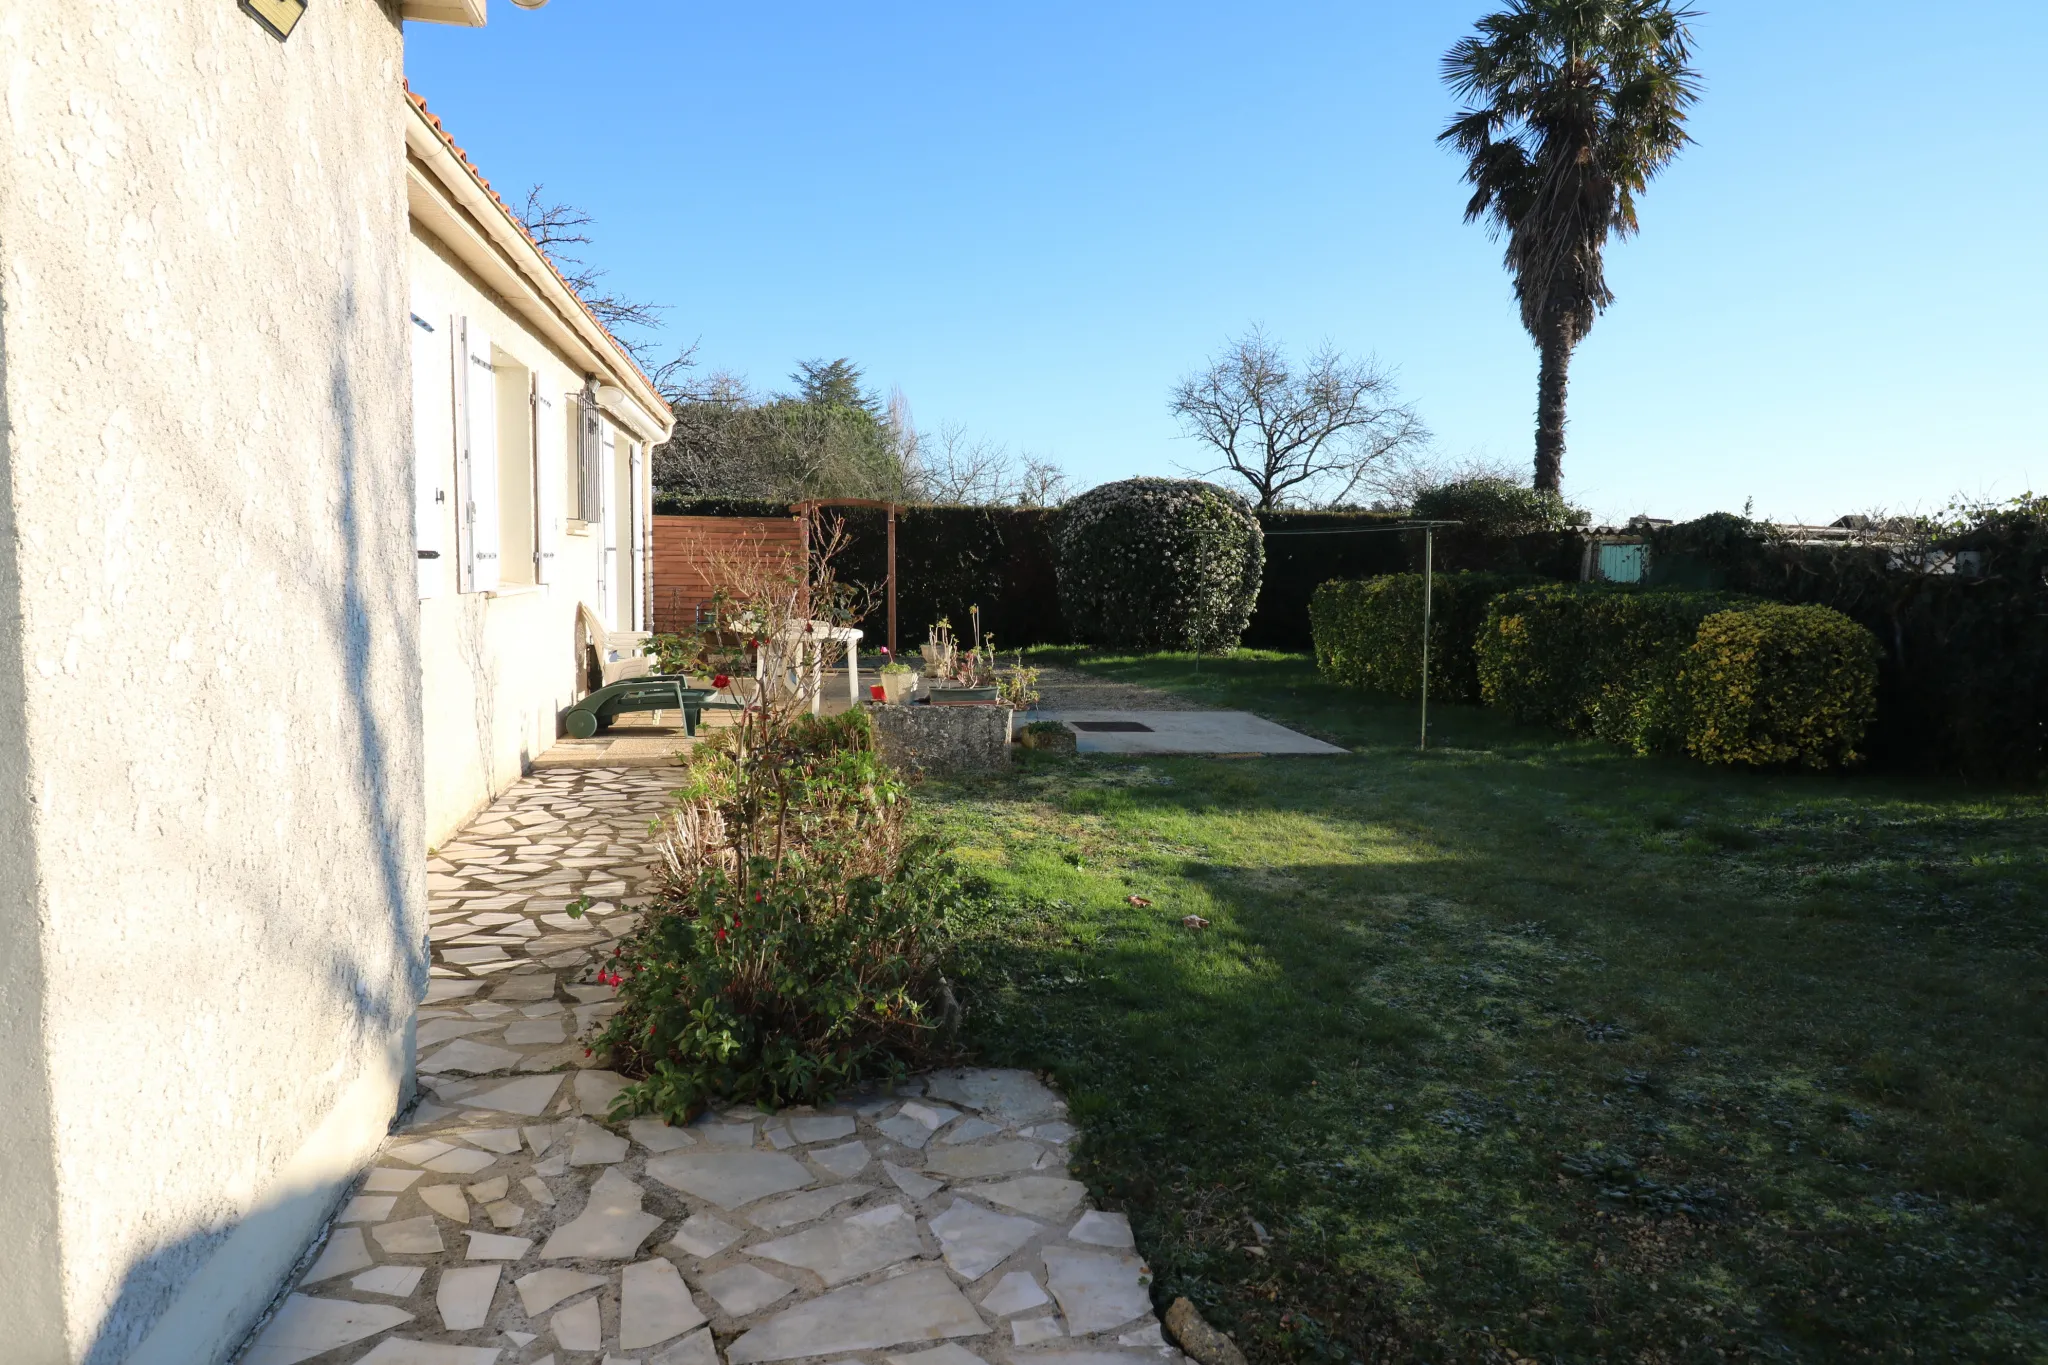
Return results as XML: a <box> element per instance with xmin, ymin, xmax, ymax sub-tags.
<box><xmin>78</xmin><ymin>287</ymin><xmax>427</xmax><ymax>1364</ymax></box>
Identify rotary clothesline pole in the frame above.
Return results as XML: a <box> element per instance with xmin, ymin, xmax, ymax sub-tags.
<box><xmin>1260</xmin><ymin>518</ymin><xmax>1462</xmax><ymax>755</ymax></box>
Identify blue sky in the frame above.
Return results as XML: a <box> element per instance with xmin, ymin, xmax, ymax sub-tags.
<box><xmin>407</xmin><ymin>2</ymin><xmax>2047</xmax><ymax>524</ymax></box>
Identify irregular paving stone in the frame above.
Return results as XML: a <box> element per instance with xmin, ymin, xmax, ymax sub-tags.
<box><xmin>554</xmin><ymin>1295</ymin><xmax>602</xmax><ymax>1349</ymax></box>
<box><xmin>980</xmin><ymin>1271</ymin><xmax>1051</xmax><ymax>1316</ymax></box>
<box><xmin>299</xmin><ymin>1227</ymin><xmax>374</xmax><ymax>1285</ymax></box>
<box><xmin>693</xmin><ymin>1120</ymin><xmax>757</xmax><ymax>1147</ymax></box>
<box><xmin>620</xmin><ymin>1256</ymin><xmax>709</xmax><ymax>1348</ymax></box>
<box><xmin>810</xmin><ymin>1140</ymin><xmax>871</xmax><ymax>1179</ymax></box>
<box><xmin>939</xmin><ymin>1118</ymin><xmax>1002</xmax><ymax>1145</ymax></box>
<box><xmin>725</xmin><ymin>1266</ymin><xmax>989</xmax><ymax>1363</ymax></box>
<box><xmin>417</xmin><ymin>1018</ymin><xmax>503</xmax><ymax>1047</ymax></box>
<box><xmin>885</xmin><ymin>1346</ymin><xmax>989</xmax><ymax>1365</ymax></box>
<box><xmin>1044</xmin><ymin>1246</ymin><xmax>1153</xmax><ymax>1335</ymax></box>
<box><xmin>423</xmin><ymin>1147</ymin><xmax>498</xmax><ymax>1175</ymax></box>
<box><xmin>464</xmin><ymin>1231</ymin><xmax>533</xmax><ymax>1259</ymax></box>
<box><xmin>373</xmin><ymin>1217</ymin><xmax>446</xmax><ymax>1255</ymax></box>
<box><xmin>418</xmin><ymin>1186</ymin><xmax>468</xmax><ymax>1222</ymax></box>
<box><xmin>486</xmin><ymin>1200</ymin><xmax>525</xmax><ymax>1229</ymax></box>
<box><xmin>539</xmin><ymin>1167</ymin><xmax>664</xmax><ymax>1259</ymax></box>
<box><xmin>462</xmin><ymin>1127</ymin><xmax>525</xmax><ymax>1154</ymax></box>
<box><xmin>923</xmin><ymin>1069</ymin><xmax>1064</xmax><ymax>1126</ymax></box>
<box><xmin>423</xmin><ymin>980</ymin><xmax>485</xmax><ymax>1004</ymax></box>
<box><xmin>521</xmin><ymin>1175</ymin><xmax>557</xmax><ymax>1207</ymax></box>
<box><xmin>929</xmin><ymin>1199</ymin><xmax>1042</xmax><ymax>1280</ymax></box>
<box><xmin>351</xmin><ymin>1264</ymin><xmax>426</xmax><ymax>1297</ymax></box>
<box><xmin>1013</xmin><ymin>1315</ymin><xmax>1066</xmax><ymax>1345</ymax></box>
<box><xmin>747</xmin><ymin>1203</ymin><xmax>924</xmax><ymax>1287</ymax></box>
<box><xmin>570</xmin><ymin>1119</ymin><xmax>630</xmax><ymax>1165</ymax></box>
<box><xmin>466</xmin><ymin>1177</ymin><xmax>509</xmax><ymax>1203</ymax></box>
<box><xmin>241</xmin><ymin>1294</ymin><xmax>412</xmax><ymax>1365</ymax></box>
<box><xmin>490</xmin><ymin>975</ymin><xmax>560</xmax><ymax>1002</ymax></box>
<box><xmin>923</xmin><ymin>1141</ymin><xmax>1043</xmax><ymax>1180</ymax></box>
<box><xmin>1119</xmin><ymin>1322</ymin><xmax>1170</xmax><ymax>1348</ymax></box>
<box><xmin>1070</xmin><ymin>1210</ymin><xmax>1136</xmax><ymax>1248</ymax></box>
<box><xmin>1021</xmin><ymin>1122</ymin><xmax>1077</xmax><ymax>1144</ymax></box>
<box><xmin>897</xmin><ymin>1101</ymin><xmax>957</xmax><ymax>1130</ymax></box>
<box><xmin>1006</xmin><ymin>1353</ymin><xmax>1163</xmax><ymax>1365</ymax></box>
<box><xmin>883</xmin><ymin>1162</ymin><xmax>943</xmax><ymax>1200</ymax></box>
<box><xmin>575</xmin><ymin>1069</ymin><xmax>632</xmax><ymax>1116</ymax></box>
<box><xmin>700</xmin><ymin>1263</ymin><xmax>797</xmax><ymax>1317</ymax></box>
<box><xmin>629</xmin><ymin>1117</ymin><xmax>696</xmax><ymax>1153</ymax></box>
<box><xmin>462</xmin><ymin>1075</ymin><xmax>564</xmax><ymax>1117</ymax></box>
<box><xmin>764</xmin><ymin>1123</ymin><xmax>796</xmax><ymax>1150</ymax></box>
<box><xmin>668</xmin><ymin>1211</ymin><xmax>745</xmax><ymax>1258</ymax></box>
<box><xmin>503</xmin><ymin>1018</ymin><xmax>568</xmax><ymax>1045</ymax></box>
<box><xmin>515</xmin><ymin>1268</ymin><xmax>608</xmax><ymax>1316</ymax></box>
<box><xmin>744</xmin><ymin>1182</ymin><xmax>873</xmax><ymax>1230</ymax></box>
<box><xmin>973</xmin><ymin>1176</ymin><xmax>1087</xmax><ymax>1220</ymax></box>
<box><xmin>876</xmin><ymin>1114</ymin><xmax>936</xmax><ymax>1149</ymax></box>
<box><xmin>788</xmin><ymin>1115</ymin><xmax>857</xmax><ymax>1143</ymax></box>
<box><xmin>436</xmin><ymin>1265</ymin><xmax>501</xmax><ymax>1330</ymax></box>
<box><xmin>388</xmin><ymin>1139</ymin><xmax>455</xmax><ymax>1166</ymax></box>
<box><xmin>650</xmin><ymin>1327</ymin><xmax>719</xmax><ymax>1365</ymax></box>
<box><xmin>363</xmin><ymin>1167</ymin><xmax>426</xmax><ymax>1193</ymax></box>
<box><xmin>646</xmin><ymin>1150</ymin><xmax>812</xmax><ymax>1210</ymax></box>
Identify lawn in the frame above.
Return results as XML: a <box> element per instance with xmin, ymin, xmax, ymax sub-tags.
<box><xmin>925</xmin><ymin>650</ymin><xmax>2047</xmax><ymax>1363</ymax></box>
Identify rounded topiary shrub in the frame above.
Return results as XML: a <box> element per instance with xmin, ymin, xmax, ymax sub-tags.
<box><xmin>1056</xmin><ymin>478</ymin><xmax>1264</xmax><ymax>651</ymax></box>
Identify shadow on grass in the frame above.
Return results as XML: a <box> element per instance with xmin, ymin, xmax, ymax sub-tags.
<box><xmin>933</xmin><ymin>726</ymin><xmax>2048</xmax><ymax>1362</ymax></box>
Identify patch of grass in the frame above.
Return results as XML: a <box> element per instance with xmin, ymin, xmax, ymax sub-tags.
<box><xmin>932</xmin><ymin>650</ymin><xmax>2048</xmax><ymax>1362</ymax></box>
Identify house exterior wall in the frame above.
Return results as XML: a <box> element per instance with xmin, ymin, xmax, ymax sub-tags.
<box><xmin>0</xmin><ymin>3</ymin><xmax>422</xmax><ymax>1364</ymax></box>
<box><xmin>410</xmin><ymin>233</ymin><xmax>657</xmax><ymax>847</ymax></box>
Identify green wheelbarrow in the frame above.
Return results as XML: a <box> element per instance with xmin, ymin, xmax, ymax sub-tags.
<box><xmin>563</xmin><ymin>677</ymin><xmax>721</xmax><ymax>739</ymax></box>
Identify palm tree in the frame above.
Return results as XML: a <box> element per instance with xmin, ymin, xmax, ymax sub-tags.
<box><xmin>1441</xmin><ymin>0</ymin><xmax>1700</xmax><ymax>493</ymax></box>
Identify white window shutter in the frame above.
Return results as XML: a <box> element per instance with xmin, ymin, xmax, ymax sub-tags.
<box><xmin>410</xmin><ymin>309</ymin><xmax>449</xmax><ymax>600</ymax></box>
<box><xmin>577</xmin><ymin>395</ymin><xmax>603</xmax><ymax>522</ymax></box>
<box><xmin>533</xmin><ymin>384</ymin><xmax>565</xmax><ymax>585</ymax></box>
<box><xmin>461</xmin><ymin>318</ymin><xmax>500</xmax><ymax>593</ymax></box>
<box><xmin>628</xmin><ymin>442</ymin><xmax>646</xmax><ymax>629</ymax></box>
<box><xmin>598</xmin><ymin>420</ymin><xmax>618</xmax><ymax>624</ymax></box>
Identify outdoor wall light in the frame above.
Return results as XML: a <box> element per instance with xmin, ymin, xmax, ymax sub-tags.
<box><xmin>241</xmin><ymin>0</ymin><xmax>307</xmax><ymax>41</ymax></box>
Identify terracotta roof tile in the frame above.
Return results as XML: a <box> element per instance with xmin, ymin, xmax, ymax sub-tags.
<box><xmin>404</xmin><ymin>82</ymin><xmax>664</xmax><ymax>403</ymax></box>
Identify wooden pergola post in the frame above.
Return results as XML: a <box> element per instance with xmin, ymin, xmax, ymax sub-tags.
<box><xmin>790</xmin><ymin>496</ymin><xmax>901</xmax><ymax>654</ymax></box>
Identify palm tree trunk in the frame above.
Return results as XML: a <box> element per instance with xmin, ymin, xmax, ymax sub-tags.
<box><xmin>1533</xmin><ymin>315</ymin><xmax>1574</xmax><ymax>493</ymax></box>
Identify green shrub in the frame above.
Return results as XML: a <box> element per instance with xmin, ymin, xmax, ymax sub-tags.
<box><xmin>1055</xmin><ymin>478</ymin><xmax>1264</xmax><ymax>651</ymax></box>
<box><xmin>1411</xmin><ymin>476</ymin><xmax>1590</xmax><ymax>535</ymax></box>
<box><xmin>594</xmin><ymin>709</ymin><xmax>959</xmax><ymax>1121</ymax></box>
<box><xmin>1478</xmin><ymin>585</ymin><xmax>1761</xmax><ymax>753</ymax></box>
<box><xmin>1311</xmin><ymin>572</ymin><xmax>1532</xmax><ymax>702</ymax></box>
<box><xmin>1477</xmin><ymin>586</ymin><xmax>1882</xmax><ymax>768</ymax></box>
<box><xmin>1682</xmin><ymin>604</ymin><xmax>1880</xmax><ymax>768</ymax></box>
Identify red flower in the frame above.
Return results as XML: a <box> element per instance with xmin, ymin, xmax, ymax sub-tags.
<box><xmin>712</xmin><ymin>673</ymin><xmax>731</xmax><ymax>690</ymax></box>
<box><xmin>714</xmin><ymin>927</ymin><xmax>727</xmax><ymax>942</ymax></box>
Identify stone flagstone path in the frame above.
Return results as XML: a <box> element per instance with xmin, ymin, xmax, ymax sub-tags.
<box><xmin>238</xmin><ymin>769</ymin><xmax>1183</xmax><ymax>1365</ymax></box>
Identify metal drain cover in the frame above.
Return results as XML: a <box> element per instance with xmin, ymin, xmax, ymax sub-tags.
<box><xmin>1069</xmin><ymin>720</ymin><xmax>1154</xmax><ymax>733</ymax></box>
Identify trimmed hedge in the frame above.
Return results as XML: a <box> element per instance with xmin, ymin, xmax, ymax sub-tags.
<box><xmin>1311</xmin><ymin>572</ymin><xmax>1533</xmax><ymax>703</ymax></box>
<box><xmin>1476</xmin><ymin>585</ymin><xmax>1881</xmax><ymax>767</ymax></box>
<box><xmin>1055</xmin><ymin>479</ymin><xmax>1264</xmax><ymax>652</ymax></box>
<box><xmin>1683</xmin><ymin>604</ymin><xmax>1881</xmax><ymax>768</ymax></box>
<box><xmin>1477</xmin><ymin>585</ymin><xmax>1754</xmax><ymax>752</ymax></box>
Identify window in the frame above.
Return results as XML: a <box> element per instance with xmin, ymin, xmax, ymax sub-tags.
<box><xmin>493</xmin><ymin>348</ymin><xmax>535</xmax><ymax>586</ymax></box>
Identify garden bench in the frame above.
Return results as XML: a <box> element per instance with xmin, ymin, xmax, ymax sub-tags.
<box><xmin>562</xmin><ymin>677</ymin><xmax>729</xmax><ymax>739</ymax></box>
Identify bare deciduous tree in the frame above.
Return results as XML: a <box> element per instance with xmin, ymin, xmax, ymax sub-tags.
<box><xmin>1169</xmin><ymin>327</ymin><xmax>1430</xmax><ymax>510</ymax></box>
<box><xmin>904</xmin><ymin>422</ymin><xmax>1073</xmax><ymax>507</ymax></box>
<box><xmin>516</xmin><ymin>186</ymin><xmax>696</xmax><ymax>382</ymax></box>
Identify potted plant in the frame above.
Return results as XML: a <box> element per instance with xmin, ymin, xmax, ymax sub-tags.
<box><xmin>928</xmin><ymin>620</ymin><xmax>1006</xmax><ymax>705</ymax></box>
<box><xmin>877</xmin><ymin>647</ymin><xmax>918</xmax><ymax>704</ymax></box>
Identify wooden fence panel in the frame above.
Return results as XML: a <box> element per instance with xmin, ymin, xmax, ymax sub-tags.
<box><xmin>650</xmin><ymin>515</ymin><xmax>805</xmax><ymax>634</ymax></box>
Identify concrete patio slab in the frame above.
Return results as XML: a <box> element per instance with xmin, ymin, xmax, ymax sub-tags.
<box><xmin>1020</xmin><ymin>710</ymin><xmax>1346</xmax><ymax>756</ymax></box>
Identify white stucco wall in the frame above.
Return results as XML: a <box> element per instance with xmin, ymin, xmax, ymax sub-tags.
<box><xmin>410</xmin><ymin>231</ymin><xmax>654</xmax><ymax>846</ymax></box>
<box><xmin>0</xmin><ymin>3</ymin><xmax>423</xmax><ymax>1363</ymax></box>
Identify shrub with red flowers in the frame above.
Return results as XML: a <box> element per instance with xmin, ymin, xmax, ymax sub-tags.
<box><xmin>591</xmin><ymin>709</ymin><xmax>959</xmax><ymax>1120</ymax></box>
<box><xmin>588</xmin><ymin>515</ymin><xmax>962</xmax><ymax>1119</ymax></box>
